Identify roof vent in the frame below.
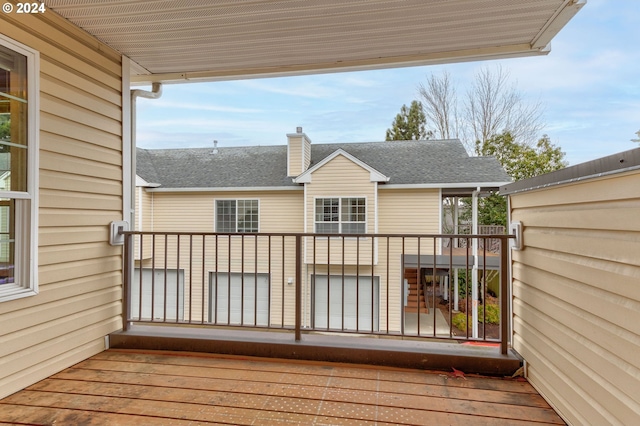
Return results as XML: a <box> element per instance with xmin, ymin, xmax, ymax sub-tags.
<box><xmin>211</xmin><ymin>140</ymin><xmax>218</xmax><ymax>154</ymax></box>
<box><xmin>296</xmin><ymin>126</ymin><xmax>303</xmax><ymax>134</ymax></box>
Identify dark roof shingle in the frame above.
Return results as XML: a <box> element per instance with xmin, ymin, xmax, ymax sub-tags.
<box><xmin>136</xmin><ymin>139</ymin><xmax>511</xmax><ymax>189</ymax></box>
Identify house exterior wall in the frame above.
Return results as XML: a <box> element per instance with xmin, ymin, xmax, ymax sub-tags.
<box><xmin>508</xmin><ymin>169</ymin><xmax>640</xmax><ymax>425</ymax></box>
<box><xmin>135</xmin><ymin>187</ymin><xmax>153</xmax><ymax>259</ymax></box>
<box><xmin>137</xmin><ymin>179</ymin><xmax>442</xmax><ymax>332</ymax></box>
<box><xmin>303</xmin><ymin>154</ymin><xmax>377</xmax><ymax>265</ymax></box>
<box><xmin>138</xmin><ymin>189</ymin><xmax>304</xmax><ymax>323</ymax></box>
<box><xmin>378</xmin><ymin>187</ymin><xmax>441</xmax><ymax>328</ymax></box>
<box><xmin>0</xmin><ymin>12</ymin><xmax>124</xmax><ymax>399</ymax></box>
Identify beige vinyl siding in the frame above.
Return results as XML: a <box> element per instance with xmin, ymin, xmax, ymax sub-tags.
<box><xmin>303</xmin><ymin>138</ymin><xmax>311</xmax><ymax>171</ymax></box>
<box><xmin>304</xmin><ymin>154</ymin><xmax>376</xmax><ymax>265</ymax></box>
<box><xmin>378</xmin><ymin>188</ymin><xmax>440</xmax><ymax>234</ymax></box>
<box><xmin>149</xmin><ymin>190</ymin><xmax>303</xmax><ymax>233</ymax></box>
<box><xmin>139</xmin><ymin>190</ymin><xmax>153</xmax><ymax>232</ymax></box>
<box><xmin>288</xmin><ymin>137</ymin><xmax>302</xmax><ymax>176</ymax></box>
<box><xmin>0</xmin><ymin>11</ymin><xmax>124</xmax><ymax>399</ymax></box>
<box><xmin>134</xmin><ymin>188</ymin><xmax>153</xmax><ymax>260</ymax></box>
<box><xmin>137</xmin><ymin>190</ymin><xmax>303</xmax><ymax>323</ymax></box>
<box><xmin>378</xmin><ymin>188</ymin><xmax>441</xmax><ymax>331</ymax></box>
<box><xmin>509</xmin><ymin>170</ymin><xmax>640</xmax><ymax>426</ymax></box>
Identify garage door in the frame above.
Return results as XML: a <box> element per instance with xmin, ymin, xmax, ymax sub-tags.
<box><xmin>209</xmin><ymin>272</ymin><xmax>269</xmax><ymax>326</ymax></box>
<box><xmin>131</xmin><ymin>268</ymin><xmax>184</xmax><ymax>321</ymax></box>
<box><xmin>313</xmin><ymin>275</ymin><xmax>379</xmax><ymax>332</ymax></box>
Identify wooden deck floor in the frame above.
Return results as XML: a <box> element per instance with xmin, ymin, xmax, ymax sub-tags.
<box><xmin>0</xmin><ymin>349</ymin><xmax>564</xmax><ymax>425</ymax></box>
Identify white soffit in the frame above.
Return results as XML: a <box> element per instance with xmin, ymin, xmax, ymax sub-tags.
<box><xmin>44</xmin><ymin>0</ymin><xmax>585</xmax><ymax>84</ymax></box>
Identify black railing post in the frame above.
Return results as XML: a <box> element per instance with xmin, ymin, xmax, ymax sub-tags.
<box><xmin>500</xmin><ymin>236</ymin><xmax>509</xmax><ymax>355</ymax></box>
<box><xmin>122</xmin><ymin>230</ymin><xmax>132</xmax><ymax>331</ymax></box>
<box><xmin>295</xmin><ymin>234</ymin><xmax>302</xmax><ymax>341</ymax></box>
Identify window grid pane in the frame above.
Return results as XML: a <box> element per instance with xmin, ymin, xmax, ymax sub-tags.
<box><xmin>315</xmin><ymin>197</ymin><xmax>365</xmax><ymax>234</ymax></box>
<box><xmin>0</xmin><ymin>41</ymin><xmax>30</xmax><ymax>296</ymax></box>
<box><xmin>237</xmin><ymin>199</ymin><xmax>258</xmax><ymax>233</ymax></box>
<box><xmin>216</xmin><ymin>200</ymin><xmax>259</xmax><ymax>233</ymax></box>
<box><xmin>216</xmin><ymin>200</ymin><xmax>236</xmax><ymax>233</ymax></box>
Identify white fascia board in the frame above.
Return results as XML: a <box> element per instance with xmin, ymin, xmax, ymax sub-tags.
<box><xmin>531</xmin><ymin>0</ymin><xmax>586</xmax><ymax>49</ymax></box>
<box><xmin>130</xmin><ymin>43</ymin><xmax>547</xmax><ymax>86</ymax></box>
<box><xmin>379</xmin><ymin>182</ymin><xmax>512</xmax><ymax>190</ymax></box>
<box><xmin>147</xmin><ymin>186</ymin><xmax>303</xmax><ymax>193</ymax></box>
<box><xmin>135</xmin><ymin>175</ymin><xmax>149</xmax><ymax>187</ymax></box>
<box><xmin>294</xmin><ymin>149</ymin><xmax>390</xmax><ymax>184</ymax></box>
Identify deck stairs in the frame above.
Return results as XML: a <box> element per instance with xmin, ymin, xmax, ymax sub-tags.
<box><xmin>404</xmin><ymin>268</ymin><xmax>428</xmax><ymax>314</ymax></box>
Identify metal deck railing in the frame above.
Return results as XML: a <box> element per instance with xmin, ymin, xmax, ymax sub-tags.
<box><xmin>122</xmin><ymin>231</ymin><xmax>513</xmax><ymax>354</ymax></box>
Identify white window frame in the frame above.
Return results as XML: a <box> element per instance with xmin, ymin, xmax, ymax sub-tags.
<box><xmin>214</xmin><ymin>199</ymin><xmax>260</xmax><ymax>233</ymax></box>
<box><xmin>314</xmin><ymin>196</ymin><xmax>367</xmax><ymax>234</ymax></box>
<box><xmin>0</xmin><ymin>35</ymin><xmax>39</xmax><ymax>302</ymax></box>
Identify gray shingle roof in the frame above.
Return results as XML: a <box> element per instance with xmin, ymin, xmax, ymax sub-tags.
<box><xmin>136</xmin><ymin>139</ymin><xmax>511</xmax><ymax>189</ymax></box>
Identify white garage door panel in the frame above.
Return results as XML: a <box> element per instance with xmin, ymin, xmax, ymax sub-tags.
<box><xmin>131</xmin><ymin>269</ymin><xmax>184</xmax><ymax>321</ymax></box>
<box><xmin>209</xmin><ymin>273</ymin><xmax>269</xmax><ymax>326</ymax></box>
<box><xmin>314</xmin><ymin>275</ymin><xmax>379</xmax><ymax>332</ymax></box>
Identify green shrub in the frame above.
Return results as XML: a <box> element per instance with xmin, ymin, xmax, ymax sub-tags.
<box><xmin>452</xmin><ymin>303</ymin><xmax>500</xmax><ymax>330</ymax></box>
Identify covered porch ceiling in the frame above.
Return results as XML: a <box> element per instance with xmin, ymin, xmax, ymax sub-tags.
<box><xmin>44</xmin><ymin>0</ymin><xmax>585</xmax><ymax>84</ymax></box>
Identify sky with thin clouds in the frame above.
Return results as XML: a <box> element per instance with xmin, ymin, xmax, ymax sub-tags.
<box><xmin>136</xmin><ymin>0</ymin><xmax>640</xmax><ymax>166</ymax></box>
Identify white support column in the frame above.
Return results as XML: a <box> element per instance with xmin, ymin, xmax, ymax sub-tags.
<box><xmin>454</xmin><ymin>269</ymin><xmax>459</xmax><ymax>311</ymax></box>
<box><xmin>453</xmin><ymin>197</ymin><xmax>459</xmax><ymax>247</ymax></box>
<box><xmin>471</xmin><ymin>187</ymin><xmax>480</xmax><ymax>338</ymax></box>
<box><xmin>443</xmin><ymin>275</ymin><xmax>449</xmax><ymax>301</ymax></box>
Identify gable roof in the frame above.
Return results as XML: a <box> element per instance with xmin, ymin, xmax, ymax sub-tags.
<box><xmin>294</xmin><ymin>149</ymin><xmax>390</xmax><ymax>184</ymax></box>
<box><xmin>136</xmin><ymin>139</ymin><xmax>511</xmax><ymax>191</ymax></box>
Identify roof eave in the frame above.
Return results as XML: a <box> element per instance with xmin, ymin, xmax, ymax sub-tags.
<box><xmin>146</xmin><ymin>186</ymin><xmax>303</xmax><ymax>193</ymax></box>
<box><xmin>131</xmin><ymin>43</ymin><xmax>549</xmax><ymax>85</ymax></box>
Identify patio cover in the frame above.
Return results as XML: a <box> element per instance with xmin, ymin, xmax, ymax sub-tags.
<box><xmin>43</xmin><ymin>0</ymin><xmax>585</xmax><ymax>84</ymax></box>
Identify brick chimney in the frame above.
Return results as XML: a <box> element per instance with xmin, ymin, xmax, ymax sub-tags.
<box><xmin>287</xmin><ymin>127</ymin><xmax>311</xmax><ymax>177</ymax></box>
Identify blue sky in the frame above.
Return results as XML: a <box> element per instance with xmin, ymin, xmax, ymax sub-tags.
<box><xmin>136</xmin><ymin>0</ymin><xmax>639</xmax><ymax>166</ymax></box>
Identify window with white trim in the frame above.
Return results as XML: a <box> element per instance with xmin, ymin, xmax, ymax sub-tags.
<box><xmin>0</xmin><ymin>35</ymin><xmax>38</xmax><ymax>302</ymax></box>
<box><xmin>315</xmin><ymin>197</ymin><xmax>366</xmax><ymax>234</ymax></box>
<box><xmin>216</xmin><ymin>199</ymin><xmax>259</xmax><ymax>233</ymax></box>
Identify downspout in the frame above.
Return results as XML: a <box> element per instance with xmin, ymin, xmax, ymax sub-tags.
<box><xmin>127</xmin><ymin>83</ymin><xmax>162</xmax><ymax>317</ymax></box>
<box><xmin>130</xmin><ymin>82</ymin><xmax>162</xmax><ymax>230</ymax></box>
<box><xmin>471</xmin><ymin>187</ymin><xmax>480</xmax><ymax>339</ymax></box>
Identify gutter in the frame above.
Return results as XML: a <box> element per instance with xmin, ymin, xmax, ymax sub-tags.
<box><xmin>501</xmin><ymin>147</ymin><xmax>640</xmax><ymax>195</ymax></box>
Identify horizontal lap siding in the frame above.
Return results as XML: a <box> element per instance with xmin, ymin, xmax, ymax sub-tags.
<box><xmin>142</xmin><ymin>191</ymin><xmax>303</xmax><ymax>323</ymax></box>
<box><xmin>0</xmin><ymin>11</ymin><xmax>123</xmax><ymax>399</ymax></box>
<box><xmin>509</xmin><ymin>170</ymin><xmax>640</xmax><ymax>425</ymax></box>
<box><xmin>378</xmin><ymin>188</ymin><xmax>441</xmax><ymax>331</ymax></box>
<box><xmin>304</xmin><ymin>155</ymin><xmax>376</xmax><ymax>265</ymax></box>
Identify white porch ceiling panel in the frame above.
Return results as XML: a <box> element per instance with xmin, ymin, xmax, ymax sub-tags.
<box><xmin>43</xmin><ymin>0</ymin><xmax>584</xmax><ymax>83</ymax></box>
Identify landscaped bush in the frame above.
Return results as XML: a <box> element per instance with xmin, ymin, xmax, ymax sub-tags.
<box><xmin>452</xmin><ymin>303</ymin><xmax>500</xmax><ymax>331</ymax></box>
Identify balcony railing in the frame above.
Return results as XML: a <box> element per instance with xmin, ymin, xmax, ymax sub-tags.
<box><xmin>122</xmin><ymin>231</ymin><xmax>513</xmax><ymax>354</ymax></box>
<box><xmin>445</xmin><ymin>225</ymin><xmax>505</xmax><ymax>253</ymax></box>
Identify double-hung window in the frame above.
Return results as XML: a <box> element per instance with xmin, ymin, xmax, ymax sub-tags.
<box><xmin>216</xmin><ymin>199</ymin><xmax>259</xmax><ymax>233</ymax></box>
<box><xmin>315</xmin><ymin>197</ymin><xmax>366</xmax><ymax>234</ymax></box>
<box><xmin>0</xmin><ymin>35</ymin><xmax>38</xmax><ymax>302</ymax></box>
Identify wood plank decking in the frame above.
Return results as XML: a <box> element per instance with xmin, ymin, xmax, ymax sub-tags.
<box><xmin>0</xmin><ymin>349</ymin><xmax>564</xmax><ymax>425</ymax></box>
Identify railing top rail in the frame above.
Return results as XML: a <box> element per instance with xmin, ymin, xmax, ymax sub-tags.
<box><xmin>121</xmin><ymin>230</ymin><xmax>515</xmax><ymax>239</ymax></box>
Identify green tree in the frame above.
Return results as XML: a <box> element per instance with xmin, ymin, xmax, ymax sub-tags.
<box><xmin>478</xmin><ymin>132</ymin><xmax>567</xmax><ymax>180</ymax></box>
<box><xmin>466</xmin><ymin>131</ymin><xmax>567</xmax><ymax>226</ymax></box>
<box><xmin>385</xmin><ymin>100</ymin><xmax>431</xmax><ymax>141</ymax></box>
